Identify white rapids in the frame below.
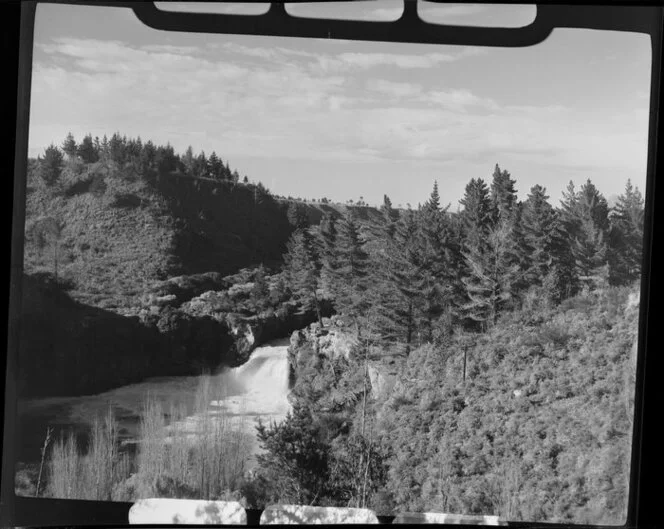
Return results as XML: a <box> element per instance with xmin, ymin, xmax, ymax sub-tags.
<box><xmin>18</xmin><ymin>338</ymin><xmax>293</xmax><ymax>469</ymax></box>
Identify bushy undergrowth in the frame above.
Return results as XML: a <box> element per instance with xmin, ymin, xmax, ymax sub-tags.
<box><xmin>378</xmin><ymin>286</ymin><xmax>638</xmax><ymax>524</ymax></box>
<box><xmin>41</xmin><ymin>376</ymin><xmax>251</xmax><ymax>503</ymax></box>
<box><xmin>47</xmin><ymin>408</ymin><xmax>131</xmax><ymax>500</ymax></box>
<box><xmin>250</xmin><ymin>286</ymin><xmax>639</xmax><ymax>524</ymax></box>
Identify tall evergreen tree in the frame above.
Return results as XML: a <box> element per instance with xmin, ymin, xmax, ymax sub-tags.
<box><xmin>108</xmin><ymin>133</ymin><xmax>126</xmax><ymax>164</ymax></box>
<box><xmin>140</xmin><ymin>140</ymin><xmax>157</xmax><ymax>174</ymax></box>
<box><xmin>38</xmin><ymin>144</ymin><xmax>64</xmax><ymax>186</ymax></box>
<box><xmin>193</xmin><ymin>151</ymin><xmax>208</xmax><ymax>179</ymax></box>
<box><xmin>572</xmin><ymin>180</ymin><xmax>610</xmax><ymax>290</ymax></box>
<box><xmin>100</xmin><ymin>135</ymin><xmax>110</xmax><ymax>160</ymax></box>
<box><xmin>331</xmin><ymin>211</ymin><xmax>371</xmax><ymax>329</ymax></box>
<box><xmin>318</xmin><ymin>212</ymin><xmax>339</xmax><ymax>299</ymax></box>
<box><xmin>522</xmin><ymin>185</ymin><xmax>557</xmax><ymax>285</ymax></box>
<box><xmin>373</xmin><ymin>208</ymin><xmax>421</xmax><ymax>352</ymax></box>
<box><xmin>61</xmin><ymin>132</ymin><xmax>77</xmax><ymax>159</ymax></box>
<box><xmin>284</xmin><ymin>228</ymin><xmax>324</xmax><ymax>326</ymax></box>
<box><xmin>77</xmin><ymin>133</ymin><xmax>99</xmax><ymax>164</ymax></box>
<box><xmin>181</xmin><ymin>145</ymin><xmax>195</xmax><ymax>176</ymax></box>
<box><xmin>426</xmin><ymin>181</ymin><xmax>441</xmax><ymax>212</ymax></box>
<box><xmin>208</xmin><ymin>151</ymin><xmax>223</xmax><ymax>179</ymax></box>
<box><xmin>490</xmin><ymin>164</ymin><xmax>518</xmax><ymax>225</ymax></box>
<box><xmin>608</xmin><ymin>179</ymin><xmax>645</xmax><ymax>285</ymax></box>
<box><xmin>522</xmin><ymin>185</ymin><xmax>575</xmax><ymax>303</ymax></box>
<box><xmin>461</xmin><ymin>221</ymin><xmax>521</xmax><ymax>329</ymax></box>
<box><xmin>459</xmin><ymin>178</ymin><xmax>492</xmax><ymax>252</ymax></box>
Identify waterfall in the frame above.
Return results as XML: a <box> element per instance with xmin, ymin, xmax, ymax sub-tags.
<box><xmin>212</xmin><ymin>338</ymin><xmax>292</xmax><ymax>423</ymax></box>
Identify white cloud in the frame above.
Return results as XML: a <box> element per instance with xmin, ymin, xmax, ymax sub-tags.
<box><xmin>29</xmin><ymin>35</ymin><xmax>647</xmax><ymax>189</ymax></box>
<box><xmin>366</xmin><ymin>79</ymin><xmax>422</xmax><ymax>98</ymax></box>
<box><xmin>424</xmin><ymin>89</ymin><xmax>499</xmax><ymax>112</ymax></box>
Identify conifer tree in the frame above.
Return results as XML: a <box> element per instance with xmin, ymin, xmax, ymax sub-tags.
<box><xmin>61</xmin><ymin>133</ymin><xmax>77</xmax><ymax>159</ymax></box>
<box><xmin>108</xmin><ymin>133</ymin><xmax>126</xmax><ymax>164</ymax></box>
<box><xmin>331</xmin><ymin>211</ymin><xmax>371</xmax><ymax>329</ymax></box>
<box><xmin>522</xmin><ymin>185</ymin><xmax>575</xmax><ymax>303</ymax></box>
<box><xmin>208</xmin><ymin>151</ymin><xmax>223</xmax><ymax>179</ymax></box>
<box><xmin>318</xmin><ymin>212</ymin><xmax>338</xmax><ymax>299</ymax></box>
<box><xmin>415</xmin><ymin>184</ymin><xmax>460</xmax><ymax>342</ymax></box>
<box><xmin>569</xmin><ymin>180</ymin><xmax>610</xmax><ymax>291</ymax></box>
<box><xmin>459</xmin><ymin>178</ymin><xmax>492</xmax><ymax>252</ymax></box>
<box><xmin>522</xmin><ymin>185</ymin><xmax>557</xmax><ymax>285</ymax></box>
<box><xmin>140</xmin><ymin>140</ymin><xmax>156</xmax><ymax>174</ymax></box>
<box><xmin>100</xmin><ymin>135</ymin><xmax>110</xmax><ymax>160</ymax></box>
<box><xmin>427</xmin><ymin>181</ymin><xmax>441</xmax><ymax>212</ymax></box>
<box><xmin>77</xmin><ymin>133</ymin><xmax>99</xmax><ymax>164</ymax></box>
<box><xmin>608</xmin><ymin>179</ymin><xmax>644</xmax><ymax>285</ymax></box>
<box><xmin>490</xmin><ymin>164</ymin><xmax>518</xmax><ymax>225</ymax></box>
<box><xmin>193</xmin><ymin>151</ymin><xmax>207</xmax><ymax>178</ymax></box>
<box><xmin>182</xmin><ymin>146</ymin><xmax>195</xmax><ymax>176</ymax></box>
<box><xmin>284</xmin><ymin>228</ymin><xmax>324</xmax><ymax>326</ymax></box>
<box><xmin>373</xmin><ymin>208</ymin><xmax>421</xmax><ymax>352</ymax></box>
<box><xmin>38</xmin><ymin>144</ymin><xmax>64</xmax><ymax>186</ymax></box>
<box><xmin>461</xmin><ymin>221</ymin><xmax>521</xmax><ymax>329</ymax></box>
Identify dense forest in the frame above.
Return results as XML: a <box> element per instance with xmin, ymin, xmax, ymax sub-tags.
<box><xmin>244</xmin><ymin>155</ymin><xmax>643</xmax><ymax>524</ymax></box>
<box><xmin>20</xmin><ymin>133</ymin><xmax>644</xmax><ymax>524</ymax></box>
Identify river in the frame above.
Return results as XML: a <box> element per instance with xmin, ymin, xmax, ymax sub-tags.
<box><xmin>16</xmin><ymin>338</ymin><xmax>292</xmax><ymax>469</ymax></box>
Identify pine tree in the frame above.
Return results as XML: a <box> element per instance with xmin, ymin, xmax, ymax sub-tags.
<box><xmin>108</xmin><ymin>132</ymin><xmax>126</xmax><ymax>164</ymax></box>
<box><xmin>571</xmin><ymin>180</ymin><xmax>610</xmax><ymax>291</ymax></box>
<box><xmin>255</xmin><ymin>404</ymin><xmax>332</xmax><ymax>505</ymax></box>
<box><xmin>193</xmin><ymin>151</ymin><xmax>207</xmax><ymax>178</ymax></box>
<box><xmin>522</xmin><ymin>185</ymin><xmax>557</xmax><ymax>285</ymax></box>
<box><xmin>426</xmin><ymin>181</ymin><xmax>441</xmax><ymax>212</ymax></box>
<box><xmin>100</xmin><ymin>135</ymin><xmax>110</xmax><ymax>160</ymax></box>
<box><xmin>461</xmin><ymin>221</ymin><xmax>521</xmax><ymax>329</ymax></box>
<box><xmin>182</xmin><ymin>146</ymin><xmax>195</xmax><ymax>176</ymax></box>
<box><xmin>522</xmin><ymin>185</ymin><xmax>576</xmax><ymax>303</ymax></box>
<box><xmin>155</xmin><ymin>143</ymin><xmax>178</xmax><ymax>175</ymax></box>
<box><xmin>251</xmin><ymin>264</ymin><xmax>270</xmax><ymax>309</ymax></box>
<box><xmin>61</xmin><ymin>133</ymin><xmax>77</xmax><ymax>159</ymax></box>
<box><xmin>140</xmin><ymin>140</ymin><xmax>157</xmax><ymax>174</ymax></box>
<box><xmin>208</xmin><ymin>151</ymin><xmax>222</xmax><ymax>179</ymax></box>
<box><xmin>490</xmin><ymin>164</ymin><xmax>518</xmax><ymax>225</ymax></box>
<box><xmin>415</xmin><ymin>189</ymin><xmax>459</xmax><ymax>342</ymax></box>
<box><xmin>284</xmin><ymin>228</ymin><xmax>324</xmax><ymax>326</ymax></box>
<box><xmin>38</xmin><ymin>144</ymin><xmax>64</xmax><ymax>186</ymax></box>
<box><xmin>373</xmin><ymin>208</ymin><xmax>421</xmax><ymax>353</ymax></box>
<box><xmin>459</xmin><ymin>178</ymin><xmax>492</xmax><ymax>252</ymax></box>
<box><xmin>77</xmin><ymin>133</ymin><xmax>99</xmax><ymax>164</ymax></box>
<box><xmin>331</xmin><ymin>211</ymin><xmax>371</xmax><ymax>329</ymax></box>
<box><xmin>608</xmin><ymin>179</ymin><xmax>644</xmax><ymax>285</ymax></box>
<box><xmin>557</xmin><ymin>179</ymin><xmax>610</xmax><ymax>292</ymax></box>
<box><xmin>318</xmin><ymin>212</ymin><xmax>338</xmax><ymax>299</ymax></box>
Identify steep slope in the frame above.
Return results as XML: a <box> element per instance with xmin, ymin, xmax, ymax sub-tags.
<box><xmin>283</xmin><ymin>286</ymin><xmax>639</xmax><ymax>523</ymax></box>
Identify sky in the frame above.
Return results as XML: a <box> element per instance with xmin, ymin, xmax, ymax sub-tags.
<box><xmin>28</xmin><ymin>2</ymin><xmax>652</xmax><ymax>208</ymax></box>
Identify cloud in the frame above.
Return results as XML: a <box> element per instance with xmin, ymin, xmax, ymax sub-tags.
<box><xmin>325</xmin><ymin>49</ymin><xmax>484</xmax><ymax>71</ymax></box>
<box><xmin>424</xmin><ymin>89</ymin><xmax>499</xmax><ymax>112</ymax></box>
<box><xmin>366</xmin><ymin>79</ymin><xmax>423</xmax><ymax>98</ymax></box>
<box><xmin>29</xmin><ymin>35</ymin><xmax>647</xmax><ymax>187</ymax></box>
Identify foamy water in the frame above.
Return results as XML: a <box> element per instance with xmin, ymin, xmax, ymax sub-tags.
<box><xmin>18</xmin><ymin>338</ymin><xmax>293</xmax><ymax>465</ymax></box>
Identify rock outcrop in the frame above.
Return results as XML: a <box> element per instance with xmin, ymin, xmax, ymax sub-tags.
<box><xmin>17</xmin><ymin>270</ymin><xmax>326</xmax><ymax>397</ymax></box>
<box><xmin>287</xmin><ymin>316</ymin><xmax>401</xmax><ymax>403</ymax></box>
